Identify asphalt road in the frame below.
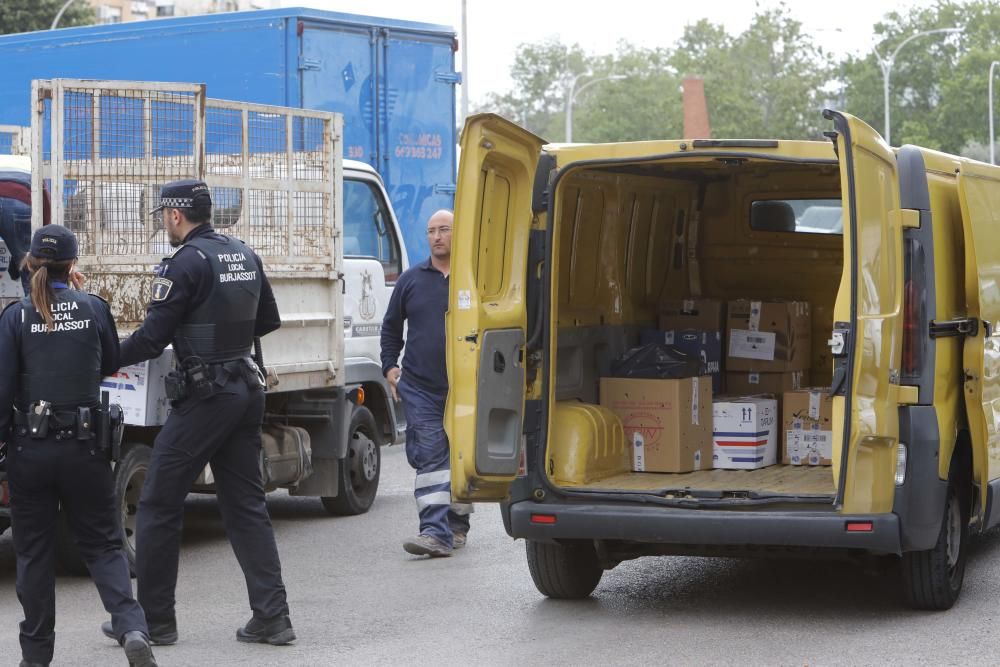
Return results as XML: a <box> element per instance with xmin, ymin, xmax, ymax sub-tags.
<box><xmin>2</xmin><ymin>446</ymin><xmax>1000</xmax><ymax>666</ymax></box>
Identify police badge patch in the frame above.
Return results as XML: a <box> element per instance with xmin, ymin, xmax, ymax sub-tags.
<box><xmin>151</xmin><ymin>277</ymin><xmax>174</xmax><ymax>302</ymax></box>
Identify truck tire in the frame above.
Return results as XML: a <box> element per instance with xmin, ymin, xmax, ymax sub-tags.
<box><xmin>525</xmin><ymin>539</ymin><xmax>603</xmax><ymax>599</ymax></box>
<box><xmin>901</xmin><ymin>470</ymin><xmax>969</xmax><ymax>610</ymax></box>
<box><xmin>114</xmin><ymin>443</ymin><xmax>151</xmax><ymax>574</ymax></box>
<box><xmin>321</xmin><ymin>406</ymin><xmax>381</xmax><ymax>516</ymax></box>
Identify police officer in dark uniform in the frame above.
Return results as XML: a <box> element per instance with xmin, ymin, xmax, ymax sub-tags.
<box><xmin>0</xmin><ymin>225</ymin><xmax>156</xmax><ymax>667</ymax></box>
<box><xmin>99</xmin><ymin>179</ymin><xmax>294</xmax><ymax>647</ymax></box>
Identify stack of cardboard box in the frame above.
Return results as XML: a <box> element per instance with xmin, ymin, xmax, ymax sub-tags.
<box><xmin>602</xmin><ymin>297</ymin><xmax>826</xmax><ymax>474</ymax></box>
<box><xmin>725</xmin><ymin>299</ymin><xmax>811</xmax><ymax>394</ymax></box>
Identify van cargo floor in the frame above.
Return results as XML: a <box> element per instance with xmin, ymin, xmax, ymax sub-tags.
<box><xmin>564</xmin><ymin>465</ymin><xmax>835</xmax><ymax>496</ymax></box>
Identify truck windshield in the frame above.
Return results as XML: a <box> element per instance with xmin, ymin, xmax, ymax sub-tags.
<box><xmin>343</xmin><ymin>178</ymin><xmax>402</xmax><ymax>282</ymax></box>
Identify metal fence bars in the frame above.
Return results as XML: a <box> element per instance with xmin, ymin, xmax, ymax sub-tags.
<box><xmin>30</xmin><ymin>79</ymin><xmax>341</xmax><ymax>265</ymax></box>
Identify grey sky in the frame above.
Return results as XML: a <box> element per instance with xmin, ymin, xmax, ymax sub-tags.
<box><xmin>284</xmin><ymin>0</ymin><xmax>939</xmax><ymax>103</ymax></box>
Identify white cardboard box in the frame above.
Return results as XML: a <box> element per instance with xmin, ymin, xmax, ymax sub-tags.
<box><xmin>101</xmin><ymin>348</ymin><xmax>174</xmax><ymax>426</ymax></box>
<box><xmin>712</xmin><ymin>396</ymin><xmax>778</xmax><ymax>469</ymax></box>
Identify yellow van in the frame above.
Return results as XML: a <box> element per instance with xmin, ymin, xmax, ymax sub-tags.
<box><xmin>444</xmin><ymin>111</ymin><xmax>1000</xmax><ymax>610</ymax></box>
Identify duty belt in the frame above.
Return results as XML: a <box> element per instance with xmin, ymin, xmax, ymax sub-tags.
<box><xmin>13</xmin><ymin>405</ymin><xmax>97</xmax><ymax>440</ymax></box>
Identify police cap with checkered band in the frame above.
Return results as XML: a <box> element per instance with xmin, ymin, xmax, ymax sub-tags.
<box><xmin>149</xmin><ymin>179</ymin><xmax>213</xmax><ymax>214</ymax></box>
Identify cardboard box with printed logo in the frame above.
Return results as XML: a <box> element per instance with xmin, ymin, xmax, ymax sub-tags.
<box><xmin>600</xmin><ymin>376</ymin><xmax>713</xmax><ymax>473</ymax></box>
<box><xmin>639</xmin><ymin>328</ymin><xmax>723</xmax><ymax>394</ymax></box>
<box><xmin>712</xmin><ymin>396</ymin><xmax>778</xmax><ymax>470</ymax></box>
<box><xmin>726</xmin><ymin>299</ymin><xmax>811</xmax><ymax>373</ymax></box>
<box><xmin>782</xmin><ymin>388</ymin><xmax>834</xmax><ymax>465</ymax></box>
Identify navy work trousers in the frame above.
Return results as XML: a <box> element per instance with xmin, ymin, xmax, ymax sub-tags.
<box><xmin>135</xmin><ymin>368</ymin><xmax>289</xmax><ymax>626</ymax></box>
<box><xmin>8</xmin><ymin>435</ymin><xmax>148</xmax><ymax>664</ymax></box>
<box><xmin>397</xmin><ymin>376</ymin><xmax>471</xmax><ymax>548</ymax></box>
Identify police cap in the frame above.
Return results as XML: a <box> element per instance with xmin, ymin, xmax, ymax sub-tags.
<box><xmin>150</xmin><ymin>179</ymin><xmax>213</xmax><ymax>214</ymax></box>
<box><xmin>29</xmin><ymin>224</ymin><xmax>78</xmax><ymax>261</ymax></box>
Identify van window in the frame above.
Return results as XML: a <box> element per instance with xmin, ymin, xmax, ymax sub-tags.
<box><xmin>750</xmin><ymin>198</ymin><xmax>842</xmax><ymax>235</ymax></box>
<box><xmin>343</xmin><ymin>178</ymin><xmax>402</xmax><ymax>282</ymax></box>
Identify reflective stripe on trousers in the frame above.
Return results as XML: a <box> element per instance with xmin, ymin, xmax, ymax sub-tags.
<box><xmin>398</xmin><ymin>376</ymin><xmax>472</xmax><ymax>548</ymax></box>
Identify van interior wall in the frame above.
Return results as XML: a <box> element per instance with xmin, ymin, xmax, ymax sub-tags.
<box><xmin>548</xmin><ymin>160</ymin><xmax>843</xmax><ymax>487</ymax></box>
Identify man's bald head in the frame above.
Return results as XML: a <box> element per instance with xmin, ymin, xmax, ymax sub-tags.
<box><xmin>426</xmin><ymin>209</ymin><xmax>454</xmax><ymax>261</ymax></box>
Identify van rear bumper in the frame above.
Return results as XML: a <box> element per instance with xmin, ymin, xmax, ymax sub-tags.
<box><xmin>507</xmin><ymin>501</ymin><xmax>902</xmax><ymax>554</ymax></box>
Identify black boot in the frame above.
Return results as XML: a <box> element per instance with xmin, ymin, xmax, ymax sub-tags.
<box><xmin>236</xmin><ymin>614</ymin><xmax>296</xmax><ymax>645</ymax></box>
<box><xmin>19</xmin><ymin>661</ymin><xmax>48</xmax><ymax>667</ymax></box>
<box><xmin>102</xmin><ymin>620</ymin><xmax>178</xmax><ymax>646</ymax></box>
<box><xmin>122</xmin><ymin>631</ymin><xmax>158</xmax><ymax>667</ymax></box>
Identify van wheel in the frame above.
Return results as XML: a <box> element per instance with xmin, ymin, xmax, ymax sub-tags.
<box><xmin>321</xmin><ymin>406</ymin><xmax>381</xmax><ymax>516</ymax></box>
<box><xmin>525</xmin><ymin>539</ymin><xmax>603</xmax><ymax>599</ymax></box>
<box><xmin>901</xmin><ymin>472</ymin><xmax>969</xmax><ymax>610</ymax></box>
<box><xmin>115</xmin><ymin>444</ymin><xmax>151</xmax><ymax>575</ymax></box>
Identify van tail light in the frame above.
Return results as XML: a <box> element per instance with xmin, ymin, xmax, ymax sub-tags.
<box><xmin>531</xmin><ymin>513</ymin><xmax>557</xmax><ymax>524</ymax></box>
<box><xmin>901</xmin><ymin>238</ymin><xmax>925</xmax><ymax>380</ymax></box>
<box><xmin>846</xmin><ymin>521</ymin><xmax>873</xmax><ymax>532</ymax></box>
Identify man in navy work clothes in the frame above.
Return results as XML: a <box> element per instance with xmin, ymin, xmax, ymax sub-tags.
<box><xmin>381</xmin><ymin>209</ymin><xmax>472</xmax><ymax>558</ymax></box>
<box><xmin>0</xmin><ymin>225</ymin><xmax>156</xmax><ymax>667</ymax></box>
<box><xmin>99</xmin><ymin>179</ymin><xmax>295</xmax><ymax>647</ymax></box>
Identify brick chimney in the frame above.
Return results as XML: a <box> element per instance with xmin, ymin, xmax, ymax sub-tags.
<box><xmin>682</xmin><ymin>76</ymin><xmax>711</xmax><ymax>139</ymax></box>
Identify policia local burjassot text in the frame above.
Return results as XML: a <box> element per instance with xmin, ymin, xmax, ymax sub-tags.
<box><xmin>28</xmin><ymin>300</ymin><xmax>92</xmax><ymax>333</ymax></box>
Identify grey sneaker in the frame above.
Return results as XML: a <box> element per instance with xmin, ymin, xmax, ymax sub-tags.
<box><xmin>403</xmin><ymin>534</ymin><xmax>453</xmax><ymax>557</ymax></box>
<box><xmin>452</xmin><ymin>532</ymin><xmax>467</xmax><ymax>549</ymax></box>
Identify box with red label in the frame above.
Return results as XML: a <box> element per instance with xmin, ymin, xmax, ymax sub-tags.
<box><xmin>712</xmin><ymin>396</ymin><xmax>778</xmax><ymax>470</ymax></box>
<box><xmin>600</xmin><ymin>376</ymin><xmax>713</xmax><ymax>473</ymax></box>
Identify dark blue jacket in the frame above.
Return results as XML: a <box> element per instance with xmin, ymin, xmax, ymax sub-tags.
<box><xmin>0</xmin><ymin>284</ymin><xmax>119</xmax><ymax>441</ymax></box>
<box><xmin>380</xmin><ymin>258</ymin><xmax>449</xmax><ymax>393</ymax></box>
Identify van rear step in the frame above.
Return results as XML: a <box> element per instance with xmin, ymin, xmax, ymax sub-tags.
<box><xmin>562</xmin><ymin>464</ymin><xmax>835</xmax><ymax>497</ymax></box>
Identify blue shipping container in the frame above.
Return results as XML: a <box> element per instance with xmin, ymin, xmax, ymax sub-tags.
<box><xmin>0</xmin><ymin>7</ymin><xmax>459</xmax><ymax>259</ymax></box>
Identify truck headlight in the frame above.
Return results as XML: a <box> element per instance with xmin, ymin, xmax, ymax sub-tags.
<box><xmin>895</xmin><ymin>443</ymin><xmax>908</xmax><ymax>486</ymax></box>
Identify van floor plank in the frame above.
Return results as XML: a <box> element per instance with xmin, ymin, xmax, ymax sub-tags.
<box><xmin>564</xmin><ymin>465</ymin><xmax>835</xmax><ymax>496</ymax></box>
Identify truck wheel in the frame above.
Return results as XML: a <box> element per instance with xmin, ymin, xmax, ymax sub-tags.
<box><xmin>525</xmin><ymin>539</ymin><xmax>603</xmax><ymax>599</ymax></box>
<box><xmin>901</xmin><ymin>472</ymin><xmax>969</xmax><ymax>610</ymax></box>
<box><xmin>114</xmin><ymin>444</ymin><xmax>151</xmax><ymax>574</ymax></box>
<box><xmin>321</xmin><ymin>406</ymin><xmax>381</xmax><ymax>516</ymax></box>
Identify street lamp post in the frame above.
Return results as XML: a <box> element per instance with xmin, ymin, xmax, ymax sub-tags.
<box><xmin>989</xmin><ymin>60</ymin><xmax>1000</xmax><ymax>165</ymax></box>
<box><xmin>565</xmin><ymin>73</ymin><xmax>626</xmax><ymax>143</ymax></box>
<box><xmin>873</xmin><ymin>27</ymin><xmax>962</xmax><ymax>146</ymax></box>
<box><xmin>50</xmin><ymin>0</ymin><xmax>80</xmax><ymax>30</ymax></box>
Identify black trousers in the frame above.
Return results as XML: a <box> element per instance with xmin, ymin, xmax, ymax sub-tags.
<box><xmin>135</xmin><ymin>370</ymin><xmax>289</xmax><ymax>625</ymax></box>
<box><xmin>8</xmin><ymin>434</ymin><xmax>148</xmax><ymax>664</ymax></box>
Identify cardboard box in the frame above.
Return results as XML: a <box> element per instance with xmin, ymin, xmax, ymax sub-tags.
<box><xmin>782</xmin><ymin>388</ymin><xmax>834</xmax><ymax>465</ymax></box>
<box><xmin>724</xmin><ymin>370</ymin><xmax>808</xmax><ymax>397</ymax></box>
<box><xmin>659</xmin><ymin>298</ymin><xmax>725</xmax><ymax>332</ymax></box>
<box><xmin>600</xmin><ymin>376</ymin><xmax>713</xmax><ymax>473</ymax></box>
<box><xmin>726</xmin><ymin>299</ymin><xmax>811</xmax><ymax>372</ymax></box>
<box><xmin>712</xmin><ymin>396</ymin><xmax>778</xmax><ymax>469</ymax></box>
<box><xmin>638</xmin><ymin>328</ymin><xmax>723</xmax><ymax>394</ymax></box>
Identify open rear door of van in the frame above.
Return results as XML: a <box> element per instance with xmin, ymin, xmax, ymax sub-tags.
<box><xmin>446</xmin><ymin>114</ymin><xmax>543</xmax><ymax>502</ymax></box>
<box><xmin>956</xmin><ymin>162</ymin><xmax>1000</xmax><ymax>486</ymax></box>
<box><xmin>825</xmin><ymin>111</ymin><xmax>903</xmax><ymax>513</ymax></box>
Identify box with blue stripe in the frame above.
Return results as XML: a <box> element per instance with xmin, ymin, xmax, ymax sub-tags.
<box><xmin>712</xmin><ymin>396</ymin><xmax>778</xmax><ymax>469</ymax></box>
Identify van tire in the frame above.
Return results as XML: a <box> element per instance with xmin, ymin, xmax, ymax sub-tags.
<box><xmin>321</xmin><ymin>406</ymin><xmax>381</xmax><ymax>516</ymax></box>
<box><xmin>900</xmin><ymin>471</ymin><xmax>969</xmax><ymax>610</ymax></box>
<box><xmin>525</xmin><ymin>539</ymin><xmax>603</xmax><ymax>599</ymax></box>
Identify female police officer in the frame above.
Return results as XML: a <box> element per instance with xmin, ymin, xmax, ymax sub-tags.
<box><xmin>0</xmin><ymin>225</ymin><xmax>156</xmax><ymax>667</ymax></box>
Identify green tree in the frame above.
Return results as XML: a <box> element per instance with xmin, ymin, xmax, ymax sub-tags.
<box><xmin>669</xmin><ymin>5</ymin><xmax>834</xmax><ymax>139</ymax></box>
<box><xmin>0</xmin><ymin>0</ymin><xmax>95</xmax><ymax>35</ymax></box>
<box><xmin>839</xmin><ymin>0</ymin><xmax>1000</xmax><ymax>153</ymax></box>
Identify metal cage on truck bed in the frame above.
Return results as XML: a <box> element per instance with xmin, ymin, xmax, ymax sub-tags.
<box><xmin>30</xmin><ymin>79</ymin><xmax>345</xmax><ymax>394</ymax></box>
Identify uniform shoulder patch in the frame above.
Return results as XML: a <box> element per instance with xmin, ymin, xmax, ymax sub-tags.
<box><xmin>151</xmin><ymin>277</ymin><xmax>174</xmax><ymax>302</ymax></box>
